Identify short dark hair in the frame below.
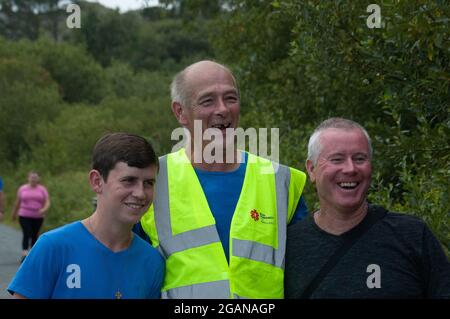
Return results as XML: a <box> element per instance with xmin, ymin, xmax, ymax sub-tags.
<box><xmin>92</xmin><ymin>133</ymin><xmax>158</xmax><ymax>181</ymax></box>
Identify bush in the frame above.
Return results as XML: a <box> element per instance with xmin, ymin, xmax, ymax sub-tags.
<box><xmin>213</xmin><ymin>0</ymin><xmax>450</xmax><ymax>247</ymax></box>
<box><xmin>42</xmin><ymin>170</ymin><xmax>93</xmax><ymax>232</ymax></box>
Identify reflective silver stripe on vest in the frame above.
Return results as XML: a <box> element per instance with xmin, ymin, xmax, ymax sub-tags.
<box><xmin>162</xmin><ymin>280</ymin><xmax>230</xmax><ymax>299</ymax></box>
<box><xmin>154</xmin><ymin>155</ymin><xmax>221</xmax><ymax>258</ymax></box>
<box><xmin>232</xmin><ymin>163</ymin><xmax>290</xmax><ymax>269</ymax></box>
<box><xmin>161</xmin><ymin>225</ymin><xmax>220</xmax><ymax>257</ymax></box>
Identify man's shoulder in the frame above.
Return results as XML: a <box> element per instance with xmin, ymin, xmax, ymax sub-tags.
<box><xmin>370</xmin><ymin>205</ymin><xmax>428</xmax><ymax>240</ymax></box>
<box><xmin>40</xmin><ymin>221</ymin><xmax>83</xmax><ymax>244</ymax></box>
<box><xmin>372</xmin><ymin>205</ymin><xmax>426</xmax><ymax>228</ymax></box>
<box><xmin>133</xmin><ymin>235</ymin><xmax>165</xmax><ymax>264</ymax></box>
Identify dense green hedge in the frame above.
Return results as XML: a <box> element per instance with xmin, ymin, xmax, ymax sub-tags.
<box><xmin>212</xmin><ymin>0</ymin><xmax>449</xmax><ymax>253</ymax></box>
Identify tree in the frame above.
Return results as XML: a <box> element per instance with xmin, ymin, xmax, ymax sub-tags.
<box><xmin>212</xmin><ymin>0</ymin><xmax>450</xmax><ymax>250</ymax></box>
<box><xmin>0</xmin><ymin>0</ymin><xmax>64</xmax><ymax>40</ymax></box>
<box><xmin>0</xmin><ymin>53</ymin><xmax>61</xmax><ymax>165</ymax></box>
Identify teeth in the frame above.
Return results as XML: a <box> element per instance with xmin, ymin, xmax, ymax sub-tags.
<box><xmin>125</xmin><ymin>203</ymin><xmax>143</xmax><ymax>209</ymax></box>
<box><xmin>212</xmin><ymin>124</ymin><xmax>229</xmax><ymax>129</ymax></box>
<box><xmin>339</xmin><ymin>182</ymin><xmax>357</xmax><ymax>188</ymax></box>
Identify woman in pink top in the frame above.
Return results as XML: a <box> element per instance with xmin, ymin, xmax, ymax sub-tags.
<box><xmin>12</xmin><ymin>171</ymin><xmax>50</xmax><ymax>262</ymax></box>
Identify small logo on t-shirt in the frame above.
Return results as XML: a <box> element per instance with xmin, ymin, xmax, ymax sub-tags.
<box><xmin>66</xmin><ymin>264</ymin><xmax>81</xmax><ymax>289</ymax></box>
<box><xmin>366</xmin><ymin>264</ymin><xmax>381</xmax><ymax>289</ymax></box>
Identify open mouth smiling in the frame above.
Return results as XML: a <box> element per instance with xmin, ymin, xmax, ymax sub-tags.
<box><xmin>337</xmin><ymin>182</ymin><xmax>359</xmax><ymax>190</ymax></box>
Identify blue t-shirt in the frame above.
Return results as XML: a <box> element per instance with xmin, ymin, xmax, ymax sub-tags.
<box><xmin>194</xmin><ymin>152</ymin><xmax>308</xmax><ymax>261</ymax></box>
<box><xmin>8</xmin><ymin>221</ymin><xmax>164</xmax><ymax>299</ymax></box>
<box><xmin>0</xmin><ymin>177</ymin><xmax>3</xmax><ymax>191</ymax></box>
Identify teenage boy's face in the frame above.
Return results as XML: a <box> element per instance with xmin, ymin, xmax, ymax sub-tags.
<box><xmin>99</xmin><ymin>162</ymin><xmax>156</xmax><ymax>224</ymax></box>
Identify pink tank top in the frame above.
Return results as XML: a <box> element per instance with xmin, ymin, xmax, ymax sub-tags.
<box><xmin>17</xmin><ymin>184</ymin><xmax>49</xmax><ymax>218</ymax></box>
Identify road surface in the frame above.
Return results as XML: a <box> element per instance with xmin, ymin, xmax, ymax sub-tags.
<box><xmin>0</xmin><ymin>223</ymin><xmax>22</xmax><ymax>299</ymax></box>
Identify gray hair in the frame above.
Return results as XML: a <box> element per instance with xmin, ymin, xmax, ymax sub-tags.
<box><xmin>170</xmin><ymin>68</ymin><xmax>190</xmax><ymax>107</ymax></box>
<box><xmin>170</xmin><ymin>60</ymin><xmax>239</xmax><ymax>108</ymax></box>
<box><xmin>307</xmin><ymin>117</ymin><xmax>373</xmax><ymax>165</ymax></box>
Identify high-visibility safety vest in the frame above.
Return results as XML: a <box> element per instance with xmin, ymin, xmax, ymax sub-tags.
<box><xmin>141</xmin><ymin>148</ymin><xmax>306</xmax><ymax>299</ymax></box>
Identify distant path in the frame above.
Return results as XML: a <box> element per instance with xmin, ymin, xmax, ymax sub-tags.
<box><xmin>0</xmin><ymin>223</ymin><xmax>21</xmax><ymax>299</ymax></box>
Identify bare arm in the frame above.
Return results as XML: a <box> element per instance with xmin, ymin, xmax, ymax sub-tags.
<box><xmin>11</xmin><ymin>197</ymin><xmax>20</xmax><ymax>221</ymax></box>
<box><xmin>39</xmin><ymin>197</ymin><xmax>51</xmax><ymax>216</ymax></box>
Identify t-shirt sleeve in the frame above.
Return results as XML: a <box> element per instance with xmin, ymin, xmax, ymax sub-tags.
<box><xmin>7</xmin><ymin>234</ymin><xmax>59</xmax><ymax>298</ymax></box>
<box><xmin>422</xmin><ymin>225</ymin><xmax>450</xmax><ymax>298</ymax></box>
<box><xmin>289</xmin><ymin>195</ymin><xmax>308</xmax><ymax>225</ymax></box>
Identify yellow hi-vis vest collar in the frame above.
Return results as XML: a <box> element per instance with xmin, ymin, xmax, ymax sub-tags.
<box><xmin>141</xmin><ymin>148</ymin><xmax>306</xmax><ymax>298</ymax></box>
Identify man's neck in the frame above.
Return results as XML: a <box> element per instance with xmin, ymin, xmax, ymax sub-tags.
<box><xmin>314</xmin><ymin>202</ymin><xmax>369</xmax><ymax>235</ymax></box>
<box><xmin>83</xmin><ymin>212</ymin><xmax>133</xmax><ymax>252</ymax></box>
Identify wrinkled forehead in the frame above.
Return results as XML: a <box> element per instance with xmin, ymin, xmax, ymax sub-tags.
<box><xmin>186</xmin><ymin>64</ymin><xmax>237</xmax><ymax>96</ymax></box>
<box><xmin>319</xmin><ymin>128</ymin><xmax>370</xmax><ymax>155</ymax></box>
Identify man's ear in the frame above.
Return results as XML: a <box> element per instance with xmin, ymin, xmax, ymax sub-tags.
<box><xmin>89</xmin><ymin>170</ymin><xmax>103</xmax><ymax>194</ymax></box>
<box><xmin>171</xmin><ymin>101</ymin><xmax>188</xmax><ymax>126</ymax></box>
<box><xmin>306</xmin><ymin>159</ymin><xmax>316</xmax><ymax>183</ymax></box>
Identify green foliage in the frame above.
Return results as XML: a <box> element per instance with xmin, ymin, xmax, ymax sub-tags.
<box><xmin>69</xmin><ymin>5</ymin><xmax>142</xmax><ymax>67</ymax></box>
<box><xmin>42</xmin><ymin>170</ymin><xmax>93</xmax><ymax>231</ymax></box>
<box><xmin>0</xmin><ymin>51</ymin><xmax>61</xmax><ymax>165</ymax></box>
<box><xmin>129</xmin><ymin>18</ymin><xmax>212</xmax><ymax>72</ymax></box>
<box><xmin>159</xmin><ymin>0</ymin><xmax>224</xmax><ymax>19</ymax></box>
<box><xmin>103</xmin><ymin>62</ymin><xmax>171</xmax><ymax>100</ymax></box>
<box><xmin>66</xmin><ymin>3</ymin><xmax>212</xmax><ymax>73</ymax></box>
<box><xmin>37</xmin><ymin>39</ymin><xmax>107</xmax><ymax>103</ymax></box>
<box><xmin>29</xmin><ymin>97</ymin><xmax>177</xmax><ymax>175</ymax></box>
<box><xmin>213</xmin><ymin>0</ymin><xmax>450</xmax><ymax>246</ymax></box>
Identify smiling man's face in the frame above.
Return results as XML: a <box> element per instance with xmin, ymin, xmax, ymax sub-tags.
<box><xmin>176</xmin><ymin>62</ymin><xmax>240</xmax><ymax>150</ymax></box>
<box><xmin>306</xmin><ymin>128</ymin><xmax>372</xmax><ymax>215</ymax></box>
<box><xmin>96</xmin><ymin>162</ymin><xmax>156</xmax><ymax>224</ymax></box>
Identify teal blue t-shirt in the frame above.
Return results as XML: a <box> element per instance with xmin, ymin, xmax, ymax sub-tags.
<box><xmin>8</xmin><ymin>221</ymin><xmax>164</xmax><ymax>299</ymax></box>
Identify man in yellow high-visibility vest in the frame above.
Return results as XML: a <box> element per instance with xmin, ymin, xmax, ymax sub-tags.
<box><xmin>136</xmin><ymin>60</ymin><xmax>308</xmax><ymax>298</ymax></box>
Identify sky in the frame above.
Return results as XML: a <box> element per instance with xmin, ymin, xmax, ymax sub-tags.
<box><xmin>85</xmin><ymin>0</ymin><xmax>159</xmax><ymax>13</ymax></box>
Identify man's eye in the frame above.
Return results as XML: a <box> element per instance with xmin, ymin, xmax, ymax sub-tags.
<box><xmin>330</xmin><ymin>158</ymin><xmax>343</xmax><ymax>163</ymax></box>
<box><xmin>354</xmin><ymin>157</ymin><xmax>368</xmax><ymax>163</ymax></box>
<box><xmin>200</xmin><ymin>99</ymin><xmax>213</xmax><ymax>106</ymax></box>
<box><xmin>225</xmin><ymin>96</ymin><xmax>238</xmax><ymax>103</ymax></box>
<box><xmin>144</xmin><ymin>180</ymin><xmax>154</xmax><ymax>187</ymax></box>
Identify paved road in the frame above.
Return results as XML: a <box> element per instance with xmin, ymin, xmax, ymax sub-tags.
<box><xmin>0</xmin><ymin>223</ymin><xmax>21</xmax><ymax>299</ymax></box>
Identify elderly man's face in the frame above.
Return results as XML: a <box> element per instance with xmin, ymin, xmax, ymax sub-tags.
<box><xmin>179</xmin><ymin>64</ymin><xmax>240</xmax><ymax>149</ymax></box>
<box><xmin>306</xmin><ymin>128</ymin><xmax>372</xmax><ymax>214</ymax></box>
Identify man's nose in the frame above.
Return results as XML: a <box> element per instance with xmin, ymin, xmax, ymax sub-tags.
<box><xmin>132</xmin><ymin>183</ymin><xmax>146</xmax><ymax>199</ymax></box>
<box><xmin>215</xmin><ymin>98</ymin><xmax>229</xmax><ymax>115</ymax></box>
<box><xmin>342</xmin><ymin>158</ymin><xmax>356</xmax><ymax>173</ymax></box>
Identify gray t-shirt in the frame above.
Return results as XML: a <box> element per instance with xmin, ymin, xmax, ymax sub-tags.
<box><xmin>285</xmin><ymin>205</ymin><xmax>450</xmax><ymax>298</ymax></box>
